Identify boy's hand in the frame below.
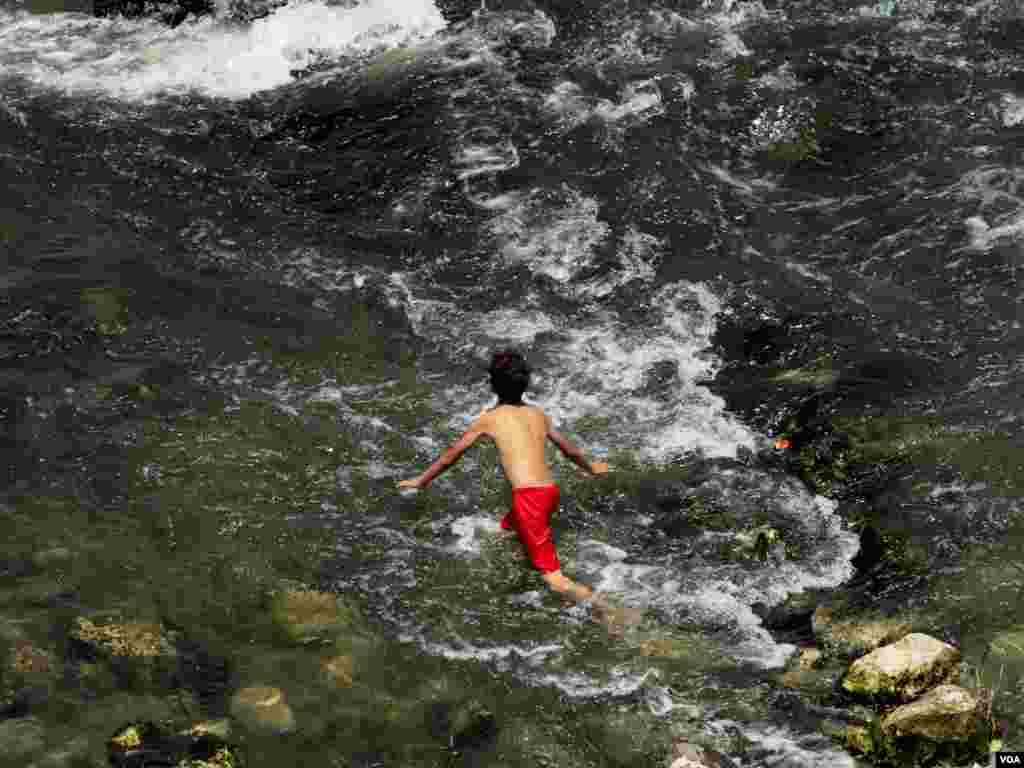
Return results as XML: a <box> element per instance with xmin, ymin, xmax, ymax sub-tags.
<box><xmin>590</xmin><ymin>461</ymin><xmax>609</xmax><ymax>475</ymax></box>
<box><xmin>398</xmin><ymin>478</ymin><xmax>422</xmax><ymax>490</ymax></box>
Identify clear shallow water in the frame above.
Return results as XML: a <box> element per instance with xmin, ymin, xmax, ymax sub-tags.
<box><xmin>2</xmin><ymin>0</ymin><xmax>1023</xmax><ymax>765</ymax></box>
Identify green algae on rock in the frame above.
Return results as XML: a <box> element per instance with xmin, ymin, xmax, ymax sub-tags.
<box><xmin>842</xmin><ymin>633</ymin><xmax>960</xmax><ymax>701</ymax></box>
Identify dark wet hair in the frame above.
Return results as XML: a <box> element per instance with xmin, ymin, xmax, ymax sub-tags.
<box><xmin>488</xmin><ymin>350</ymin><xmax>531</xmax><ymax>403</ymax></box>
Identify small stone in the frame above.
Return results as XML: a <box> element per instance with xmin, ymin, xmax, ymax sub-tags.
<box><xmin>881</xmin><ymin>684</ymin><xmax>979</xmax><ymax>741</ymax></box>
<box><xmin>780</xmin><ymin>669</ymin><xmax>805</xmax><ymax>689</ymax></box>
<box><xmin>230</xmin><ymin>686</ymin><xmax>295</xmax><ymax>734</ymax></box>
<box><xmin>842</xmin><ymin>633</ymin><xmax>960</xmax><ymax>701</ymax></box>
<box><xmin>268</xmin><ymin>586</ymin><xmax>360</xmax><ymax>643</ymax></box>
<box><xmin>321</xmin><ymin>655</ymin><xmax>354</xmax><ymax>687</ymax></box>
<box><xmin>798</xmin><ymin>647</ymin><xmax>822</xmax><ymax>670</ymax></box>
<box><xmin>12</xmin><ymin>641</ymin><xmax>53</xmax><ymax>675</ymax></box>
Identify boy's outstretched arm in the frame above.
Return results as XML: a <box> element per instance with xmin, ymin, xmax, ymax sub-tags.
<box><xmin>398</xmin><ymin>420</ymin><xmax>487</xmax><ymax>490</ymax></box>
<box><xmin>546</xmin><ymin>415</ymin><xmax>608</xmax><ymax>476</ymax></box>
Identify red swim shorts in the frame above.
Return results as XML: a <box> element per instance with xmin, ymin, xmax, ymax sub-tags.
<box><xmin>500</xmin><ymin>484</ymin><xmax>561</xmax><ymax>574</ymax></box>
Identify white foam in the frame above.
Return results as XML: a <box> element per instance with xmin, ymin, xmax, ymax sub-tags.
<box><xmin>447</xmin><ymin>513</ymin><xmax>503</xmax><ymax>554</ymax></box>
<box><xmin>535</xmin><ymin>281</ymin><xmax>758</xmax><ymax>459</ymax></box>
<box><xmin>708</xmin><ymin>164</ymin><xmax>778</xmax><ymax>197</ymax></box>
<box><xmin>575</xmin><ymin>227</ymin><xmax>661</xmax><ymax>298</ymax></box>
<box><xmin>543</xmin><ymin>77</ymin><xmax>664</xmax><ymax>133</ymax></box>
<box><xmin>398</xmin><ymin>630</ymin><xmax>563</xmax><ymax>663</ymax></box>
<box><xmin>0</xmin><ymin>0</ymin><xmax>446</xmax><ymax>100</ymax></box>
<box><xmin>1002</xmin><ymin>93</ymin><xmax>1024</xmax><ymax>127</ymax></box>
<box><xmin>594</xmin><ymin>79</ymin><xmax>664</xmax><ymax>123</ymax></box>
<box><xmin>529</xmin><ymin>664</ymin><xmax>661</xmax><ymax>699</ymax></box>
<box><xmin>454</xmin><ymin>138</ymin><xmax>520</xmax><ymax>181</ymax></box>
<box><xmin>572</xmin><ymin>494</ymin><xmax>858</xmax><ymax>669</ymax></box>
<box><xmin>963</xmin><ymin>213</ymin><xmax>1024</xmax><ymax>251</ymax></box>
<box><xmin>710</xmin><ymin>719</ymin><xmax>857</xmax><ymax>768</ymax></box>
<box><xmin>755</xmin><ymin>61</ymin><xmax>799</xmax><ymax>92</ymax></box>
<box><xmin>489</xmin><ymin>188</ymin><xmax>611</xmax><ymax>283</ymax></box>
<box><xmin>476</xmin><ymin>308</ymin><xmax>557</xmax><ymax>343</ymax></box>
<box><xmin>543</xmin><ymin>80</ymin><xmax>592</xmax><ymax>129</ymax></box>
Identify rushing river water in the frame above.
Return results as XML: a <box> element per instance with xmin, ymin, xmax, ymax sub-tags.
<box><xmin>1</xmin><ymin>0</ymin><xmax>1023</xmax><ymax>765</ymax></box>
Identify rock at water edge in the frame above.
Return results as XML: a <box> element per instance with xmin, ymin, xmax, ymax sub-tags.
<box><xmin>881</xmin><ymin>684</ymin><xmax>980</xmax><ymax>741</ymax></box>
<box><xmin>842</xmin><ymin>633</ymin><xmax>960</xmax><ymax>701</ymax></box>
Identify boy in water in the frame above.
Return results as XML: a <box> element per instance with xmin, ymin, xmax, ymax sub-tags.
<box><xmin>398</xmin><ymin>351</ymin><xmax>612</xmax><ymax>609</ymax></box>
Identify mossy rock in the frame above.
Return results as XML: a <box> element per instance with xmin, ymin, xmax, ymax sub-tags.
<box><xmin>178</xmin><ymin>743</ymin><xmax>243</xmax><ymax>768</ymax></box>
<box><xmin>841</xmin><ymin>711</ymin><xmax>994</xmax><ymax>767</ymax></box>
<box><xmin>881</xmin><ymin>685</ymin><xmax>980</xmax><ymax>742</ymax></box>
<box><xmin>80</xmin><ymin>287</ymin><xmax>132</xmax><ymax>336</ymax></box>
<box><xmin>71</xmin><ymin>617</ymin><xmax>176</xmax><ymax>659</ymax></box>
<box><xmin>108</xmin><ymin>719</ymin><xmax>243</xmax><ymax>768</ymax></box>
<box><xmin>842</xmin><ymin>634</ymin><xmax>960</xmax><ymax>701</ymax></box>
<box><xmin>265</xmin><ymin>585</ymin><xmax>364</xmax><ymax>644</ymax></box>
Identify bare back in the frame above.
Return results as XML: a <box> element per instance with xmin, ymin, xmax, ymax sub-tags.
<box><xmin>479</xmin><ymin>404</ymin><xmax>555</xmax><ymax>488</ymax></box>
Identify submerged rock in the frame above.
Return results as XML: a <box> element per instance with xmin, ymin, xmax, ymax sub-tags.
<box><xmin>881</xmin><ymin>684</ymin><xmax>980</xmax><ymax>741</ymax></box>
<box><xmin>320</xmin><ymin>654</ymin><xmax>354</xmax><ymax>687</ymax></box>
<box><xmin>10</xmin><ymin>639</ymin><xmax>54</xmax><ymax>677</ymax></box>
<box><xmin>266</xmin><ymin>584</ymin><xmax>362</xmax><ymax>644</ymax></box>
<box><xmin>229</xmin><ymin>685</ymin><xmax>295</xmax><ymax>734</ymax></box>
<box><xmin>842</xmin><ymin>633</ymin><xmax>960</xmax><ymax>701</ymax></box>
<box><xmin>70</xmin><ymin>616</ymin><xmax>176</xmax><ymax>659</ymax></box>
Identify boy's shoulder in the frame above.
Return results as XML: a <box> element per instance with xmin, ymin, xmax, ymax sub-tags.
<box><xmin>478</xmin><ymin>402</ymin><xmax>549</xmax><ymax>423</ymax></box>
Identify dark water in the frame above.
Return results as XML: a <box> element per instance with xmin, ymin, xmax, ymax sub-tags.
<box><xmin>1</xmin><ymin>0</ymin><xmax>1023</xmax><ymax>765</ymax></box>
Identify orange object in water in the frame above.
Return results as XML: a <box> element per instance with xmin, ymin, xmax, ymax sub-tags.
<box><xmin>774</xmin><ymin>438</ymin><xmax>791</xmax><ymax>450</ymax></box>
